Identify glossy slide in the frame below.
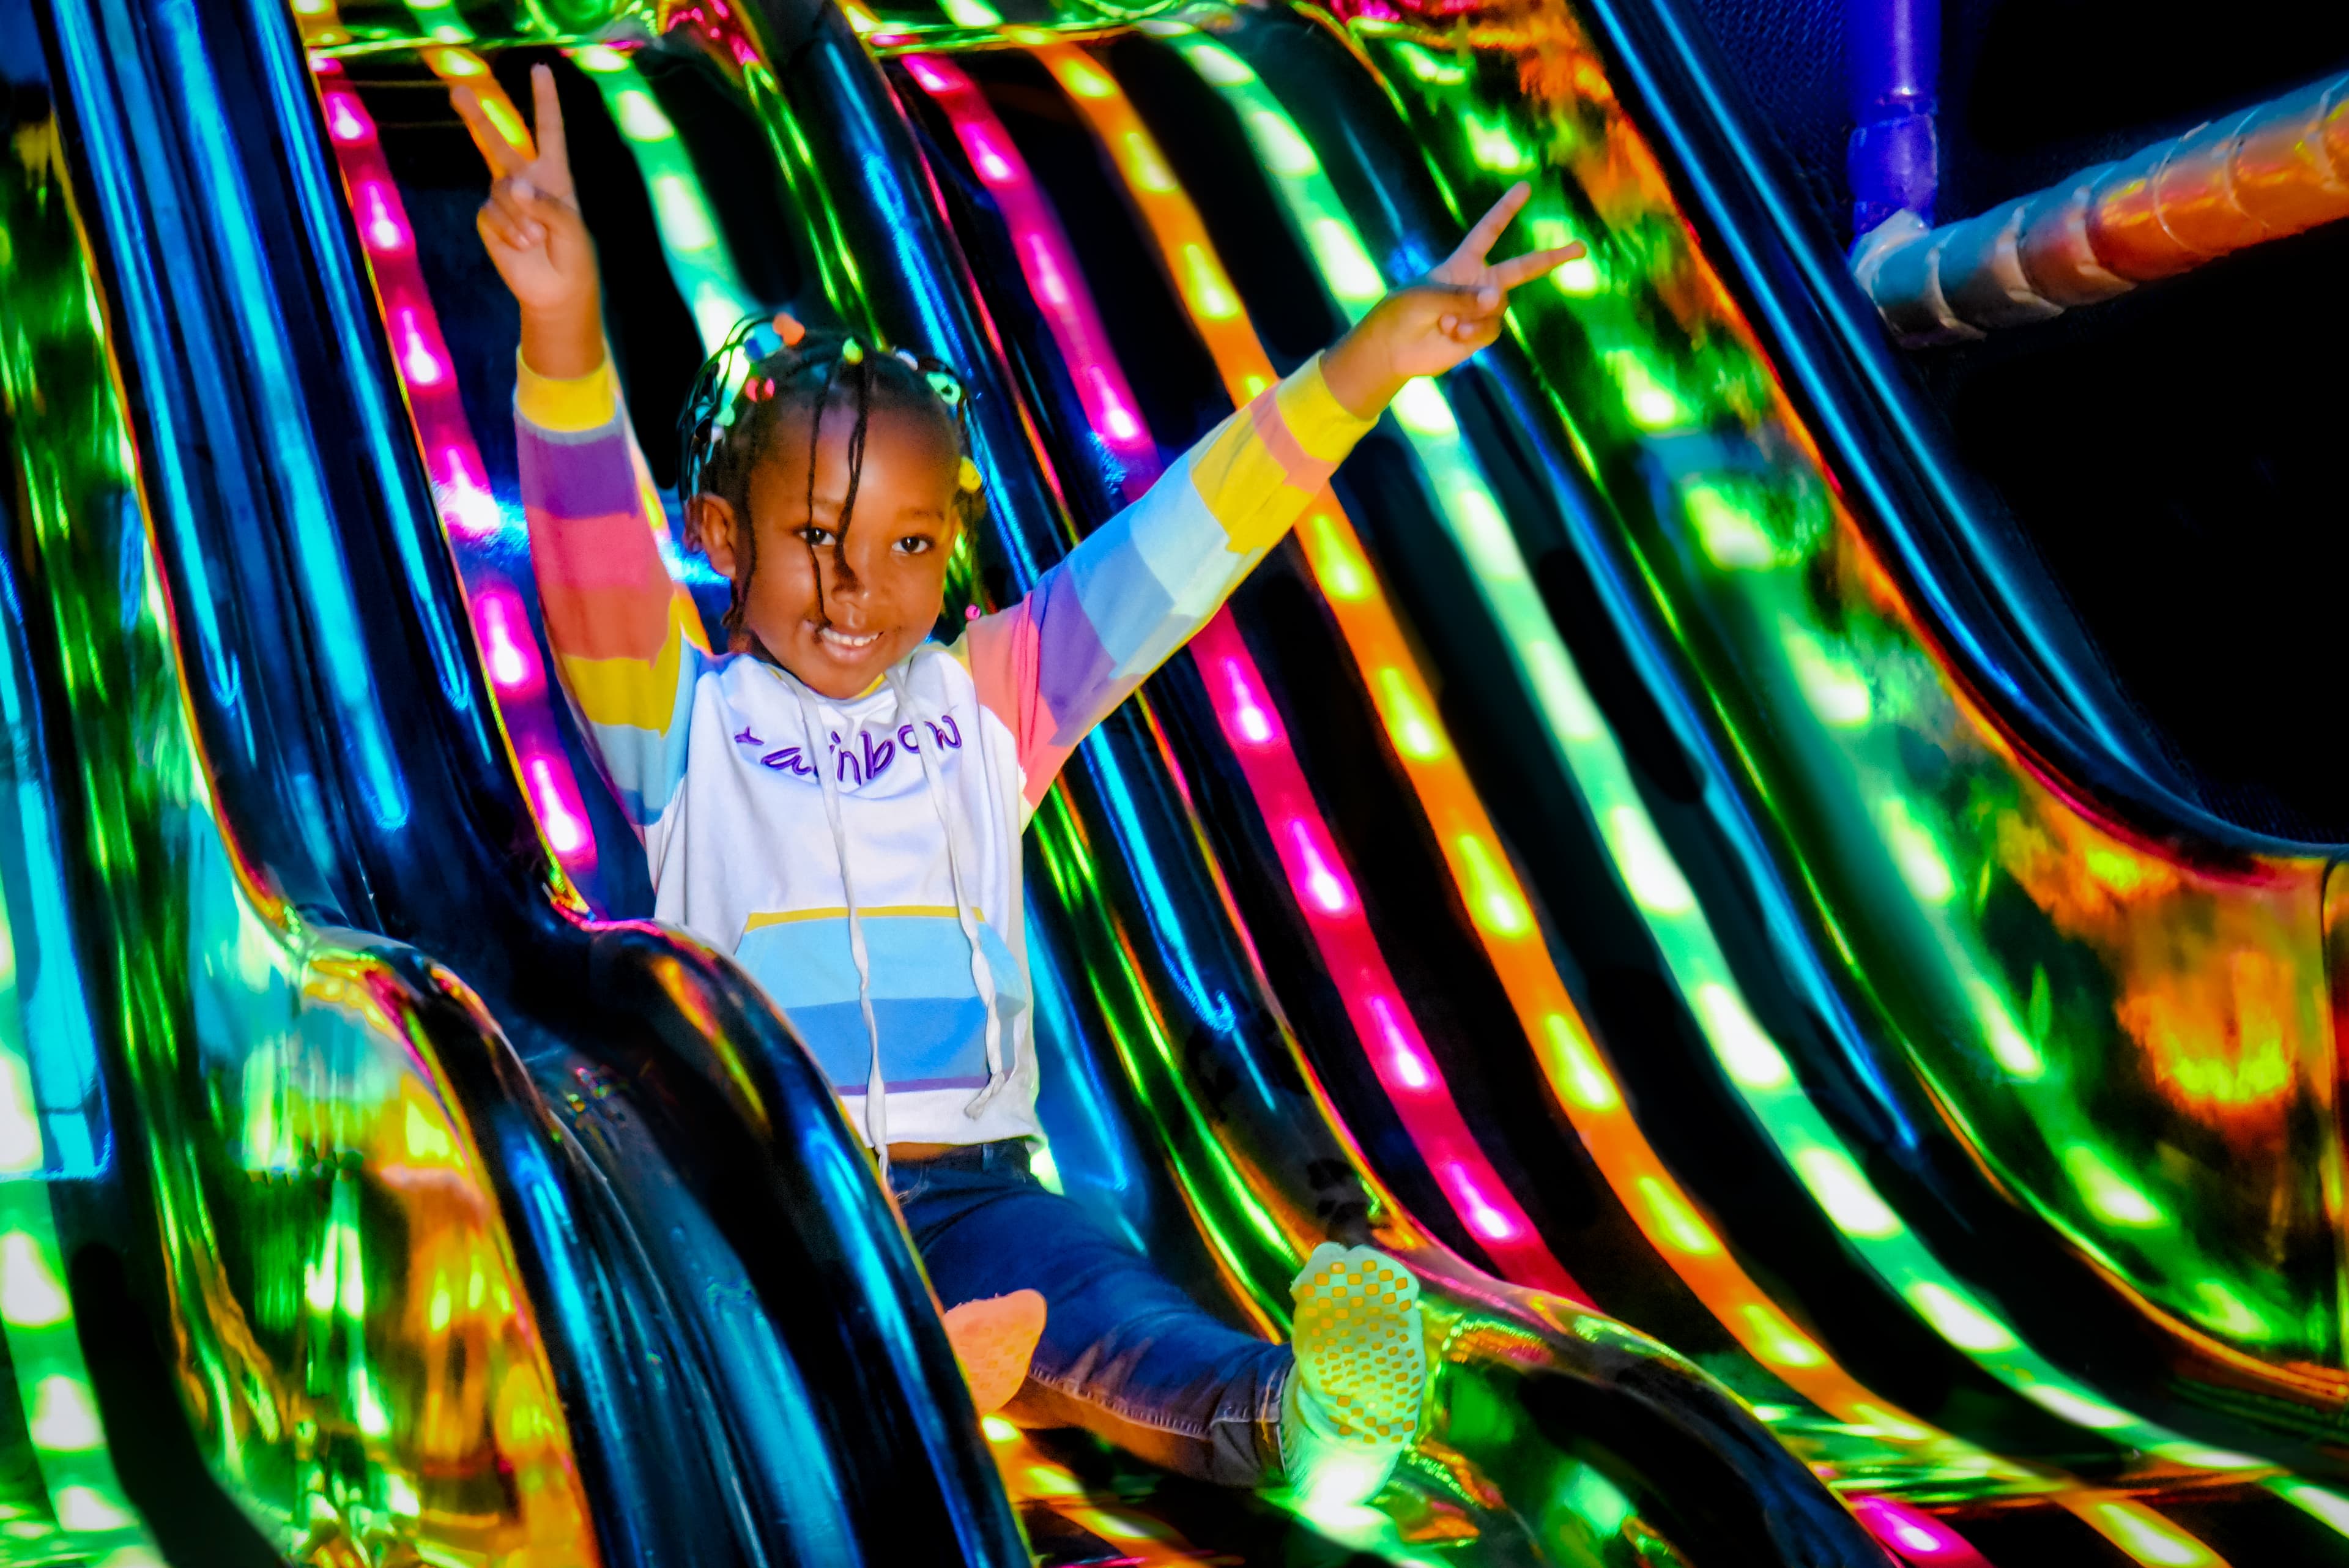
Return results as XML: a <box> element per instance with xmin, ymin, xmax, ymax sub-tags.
<box><xmin>1</xmin><ymin>0</ymin><xmax>1900</xmax><ymax>1566</ymax></box>
<box><xmin>291</xmin><ymin>0</ymin><xmax>1887</xmax><ymax>1559</ymax></box>
<box><xmin>916</xmin><ymin>0</ymin><xmax>2349</xmax><ymax>1559</ymax></box>
<box><xmin>839</xmin><ymin>0</ymin><xmax>2349</xmax><ymax>1561</ymax></box>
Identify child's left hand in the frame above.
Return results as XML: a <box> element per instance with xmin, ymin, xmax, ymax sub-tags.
<box><xmin>1321</xmin><ymin>182</ymin><xmax>1584</xmax><ymax>418</ymax></box>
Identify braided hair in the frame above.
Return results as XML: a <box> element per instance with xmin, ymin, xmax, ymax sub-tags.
<box><xmin>679</xmin><ymin>314</ymin><xmax>982</xmax><ymax>645</ymax></box>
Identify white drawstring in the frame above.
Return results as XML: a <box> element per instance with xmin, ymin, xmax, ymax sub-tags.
<box><xmin>790</xmin><ymin>682</ymin><xmax>889</xmax><ymax>1178</ymax></box>
<box><xmin>887</xmin><ymin>663</ymin><xmax>1010</xmax><ymax>1116</ymax></box>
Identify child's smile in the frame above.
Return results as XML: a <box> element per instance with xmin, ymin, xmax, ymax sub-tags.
<box><xmin>699</xmin><ymin>399</ymin><xmax>965</xmax><ymax>699</ymax></box>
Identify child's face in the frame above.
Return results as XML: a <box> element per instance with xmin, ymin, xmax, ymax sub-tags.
<box><xmin>700</xmin><ymin>401</ymin><xmax>963</xmax><ymax>700</ymax></box>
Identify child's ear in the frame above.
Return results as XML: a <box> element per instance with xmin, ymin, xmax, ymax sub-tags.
<box><xmin>692</xmin><ymin>494</ymin><xmax>742</xmax><ymax>577</ymax></box>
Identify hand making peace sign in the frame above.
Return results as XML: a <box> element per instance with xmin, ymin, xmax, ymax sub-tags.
<box><xmin>1319</xmin><ymin>181</ymin><xmax>1584</xmax><ymax>417</ymax></box>
<box><xmin>452</xmin><ymin>64</ymin><xmax>604</xmax><ymax>378</ymax></box>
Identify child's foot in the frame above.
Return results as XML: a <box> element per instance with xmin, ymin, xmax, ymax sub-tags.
<box><xmin>944</xmin><ymin>1290</ymin><xmax>1046</xmax><ymax>1416</ymax></box>
<box><xmin>1281</xmin><ymin>1244</ymin><xmax>1425</xmax><ymax>1506</ymax></box>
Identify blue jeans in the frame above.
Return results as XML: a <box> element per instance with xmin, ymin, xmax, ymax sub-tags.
<box><xmin>891</xmin><ymin>1141</ymin><xmax>1292</xmax><ymax>1486</ymax></box>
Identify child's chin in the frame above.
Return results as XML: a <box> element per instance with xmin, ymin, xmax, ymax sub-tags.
<box><xmin>784</xmin><ymin>632</ymin><xmax>896</xmax><ymax>694</ymax></box>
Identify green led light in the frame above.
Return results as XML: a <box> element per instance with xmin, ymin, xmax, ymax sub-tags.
<box><xmin>1545</xmin><ymin>1013</ymin><xmax>1619</xmax><ymax>1112</ymax></box>
<box><xmin>1450</xmin><ymin>487</ymin><xmax>1529</xmax><ymax>584</ymax></box>
<box><xmin>1601</xmin><ymin>349</ymin><xmax>1690</xmax><ymax>433</ymax></box>
<box><xmin>940</xmin><ymin>0</ymin><xmax>1003</xmax><ymax>23</ymax></box>
<box><xmin>1740</xmin><ymin>1303</ymin><xmax>1825</xmax><ymax>1368</ymax></box>
<box><xmin>403</xmin><ymin>1</ymin><xmax>471</xmax><ymax>43</ymax></box>
<box><xmin>1527</xmin><ymin>216</ymin><xmax>1602</xmax><ymax>295</ymax></box>
<box><xmin>1694</xmin><ymin>981</ymin><xmax>1791</xmax><ymax>1089</ymax></box>
<box><xmin>1185</xmin><ymin>40</ymin><xmax>1260</xmax><ymax>86</ymax></box>
<box><xmin>2191</xmin><ymin>1280</ymin><xmax>2271</xmax><ymax>1342</ymax></box>
<box><xmin>1389</xmin><ymin>378</ymin><xmax>1459</xmax><ymax>437</ymax></box>
<box><xmin>1637</xmin><ymin>1176</ymin><xmax>1721</xmax><ymax>1255</ymax></box>
<box><xmin>1391</xmin><ymin>41</ymin><xmax>1468</xmax><ymax>86</ymax></box>
<box><xmin>1462</xmin><ymin>111</ymin><xmax>1535</xmax><ymax>174</ymax></box>
<box><xmin>1964</xmin><ymin>978</ymin><xmax>2046</xmax><ymax>1079</ymax></box>
<box><xmin>1874</xmin><ymin>797</ymin><xmax>1955</xmax><ymax>904</ymax></box>
<box><xmin>1247</xmin><ymin>111</ymin><xmax>1321</xmax><ymax>177</ymax></box>
<box><xmin>0</xmin><ymin>1052</ymin><xmax>41</xmax><ymax>1172</ymax></box>
<box><xmin>53</xmin><ymin>1487</ymin><xmax>135</xmax><ymax>1533</ymax></box>
<box><xmin>480</xmin><ymin>97</ymin><xmax>527</xmax><ymax>147</ymax></box>
<box><xmin>1602</xmin><ymin>806</ymin><xmax>1694</xmax><ymax>916</ymax></box>
<box><xmin>614</xmin><ymin>89</ymin><xmax>677</xmax><ymax>143</ymax></box>
<box><xmin>2076</xmin><ymin>1501</ymin><xmax>2222</xmax><ymax>1567</ymax></box>
<box><xmin>29</xmin><ymin>1378</ymin><xmax>103</xmax><ymax>1453</ymax></box>
<box><xmin>1307</xmin><ymin>515</ymin><xmax>1370</xmax><ymax>600</ymax></box>
<box><xmin>1378</xmin><ymin>669</ymin><xmax>1447</xmax><ymax>760</ymax></box>
<box><xmin>651</xmin><ymin>176</ymin><xmax>718</xmax><ymax>252</ymax></box>
<box><xmin>2061</xmin><ymin>1144</ymin><xmax>2166</xmax><ymax>1229</ymax></box>
<box><xmin>1903</xmin><ymin>1282</ymin><xmax>2017</xmax><ymax>1353</ymax></box>
<box><xmin>1781</xmin><ymin>624</ymin><xmax>1869</xmax><ymax>727</ymax></box>
<box><xmin>1457</xmin><ymin>834</ymin><xmax>1534</xmax><ymax>937</ymax></box>
<box><xmin>1557</xmin><ymin>1463</ymin><xmax>1636</xmax><ymax>1536</ymax></box>
<box><xmin>2271</xmin><ymin>1482</ymin><xmax>2349</xmax><ymax>1540</ymax></box>
<box><xmin>1123</xmin><ymin>132</ymin><xmax>1178</xmax><ymax>195</ymax></box>
<box><xmin>1305</xmin><ymin>219</ymin><xmax>1384</xmax><ymax>303</ymax></box>
<box><xmin>1524</xmin><ymin>643</ymin><xmax>1603</xmax><ymax>741</ymax></box>
<box><xmin>1792</xmin><ymin>1148</ymin><xmax>1903</xmax><ymax>1239</ymax></box>
<box><xmin>2</xmin><ymin>1232</ymin><xmax>67</xmax><ymax>1327</ymax></box>
<box><xmin>1061</xmin><ymin>59</ymin><xmax>1116</xmax><ymax>98</ymax></box>
<box><xmin>579</xmin><ymin>53</ymin><xmax>759</xmax><ymax>352</ymax></box>
<box><xmin>1181</xmin><ymin>244</ymin><xmax>1240</xmax><ymax>320</ymax></box>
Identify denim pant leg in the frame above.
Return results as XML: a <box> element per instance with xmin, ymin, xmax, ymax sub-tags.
<box><xmin>894</xmin><ymin>1145</ymin><xmax>1292</xmax><ymax>1487</ymax></box>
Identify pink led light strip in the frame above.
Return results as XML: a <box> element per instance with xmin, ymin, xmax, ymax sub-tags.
<box><xmin>314</xmin><ymin>62</ymin><xmax>599</xmax><ymax>878</ymax></box>
<box><xmin>905</xmin><ymin>55</ymin><xmax>1162</xmax><ymax>498</ymax></box>
<box><xmin>1190</xmin><ymin>618</ymin><xmax>1579</xmax><ymax>1293</ymax></box>
<box><xmin>905</xmin><ymin>56</ymin><xmax>1581</xmax><ymax>1299</ymax></box>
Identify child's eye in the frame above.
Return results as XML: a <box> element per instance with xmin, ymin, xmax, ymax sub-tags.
<box><xmin>894</xmin><ymin>536</ymin><xmax>935</xmax><ymax>556</ymax></box>
<box><xmin>796</xmin><ymin>525</ymin><xmax>837</xmax><ymax>547</ymax></box>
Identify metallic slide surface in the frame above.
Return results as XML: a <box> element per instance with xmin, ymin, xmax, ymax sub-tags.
<box><xmin>6</xmin><ymin>0</ymin><xmax>1890</xmax><ymax>1562</ymax></box>
<box><xmin>10</xmin><ymin>0</ymin><xmax>2346</xmax><ymax>1560</ymax></box>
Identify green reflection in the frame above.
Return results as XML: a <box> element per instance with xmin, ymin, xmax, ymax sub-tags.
<box><xmin>1</xmin><ymin>91</ymin><xmax>596</xmax><ymax>1563</ymax></box>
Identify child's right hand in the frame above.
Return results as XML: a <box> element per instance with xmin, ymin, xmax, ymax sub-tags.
<box><xmin>453</xmin><ymin>64</ymin><xmax>603</xmax><ymax>379</ymax></box>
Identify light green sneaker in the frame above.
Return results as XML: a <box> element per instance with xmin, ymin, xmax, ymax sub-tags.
<box><xmin>1278</xmin><ymin>1243</ymin><xmax>1426</xmax><ymax>1506</ymax></box>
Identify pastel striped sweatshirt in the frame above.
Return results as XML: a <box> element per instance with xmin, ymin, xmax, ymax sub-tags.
<box><xmin>518</xmin><ymin>353</ymin><xmax>1373</xmax><ymax>1148</ymax></box>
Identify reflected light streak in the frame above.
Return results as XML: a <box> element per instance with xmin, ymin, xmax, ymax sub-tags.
<box><xmin>904</xmin><ymin>54</ymin><xmax>1161</xmax><ymax>496</ymax></box>
<box><xmin>1038</xmin><ymin>36</ymin><xmax>1956</xmax><ymax>1422</ymax></box>
<box><xmin>314</xmin><ymin>62</ymin><xmax>599</xmax><ymax>880</ymax></box>
<box><xmin>1850</xmin><ymin>1495</ymin><xmax>1991</xmax><ymax>1566</ymax></box>
<box><xmin>562</xmin><ymin>48</ymin><xmax>756</xmax><ymax>352</ymax></box>
<box><xmin>1215</xmin><ymin>25</ymin><xmax>2221</xmax><ymax>1465</ymax></box>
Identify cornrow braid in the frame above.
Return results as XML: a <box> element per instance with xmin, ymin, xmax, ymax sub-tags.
<box><xmin>678</xmin><ymin>314</ymin><xmax>982</xmax><ymax>649</ymax></box>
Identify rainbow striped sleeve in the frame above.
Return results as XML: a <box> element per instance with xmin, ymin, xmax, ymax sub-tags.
<box><xmin>956</xmin><ymin>352</ymin><xmax>1373</xmax><ymax>812</ymax></box>
<box><xmin>516</xmin><ymin>355</ymin><xmax>713</xmax><ymax>830</ymax></box>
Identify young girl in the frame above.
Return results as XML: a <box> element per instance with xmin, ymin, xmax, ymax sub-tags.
<box><xmin>455</xmin><ymin>65</ymin><xmax>1576</xmax><ymax>1501</ymax></box>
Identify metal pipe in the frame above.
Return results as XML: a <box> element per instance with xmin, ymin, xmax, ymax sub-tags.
<box><xmin>1846</xmin><ymin>0</ymin><xmax>1940</xmax><ymax>234</ymax></box>
<box><xmin>1854</xmin><ymin>69</ymin><xmax>2349</xmax><ymax>344</ymax></box>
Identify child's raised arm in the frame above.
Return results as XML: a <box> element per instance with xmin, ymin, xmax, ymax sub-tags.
<box><xmin>959</xmin><ymin>184</ymin><xmax>1580</xmax><ymax>816</ymax></box>
<box><xmin>455</xmin><ymin>67</ymin><xmax>711</xmax><ymax>834</ymax></box>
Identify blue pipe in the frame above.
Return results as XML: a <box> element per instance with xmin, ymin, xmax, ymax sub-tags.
<box><xmin>1845</xmin><ymin>0</ymin><xmax>1939</xmax><ymax>234</ymax></box>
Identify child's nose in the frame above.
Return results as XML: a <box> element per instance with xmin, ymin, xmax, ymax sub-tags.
<box><xmin>826</xmin><ymin>549</ymin><xmax>866</xmax><ymax>596</ymax></box>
